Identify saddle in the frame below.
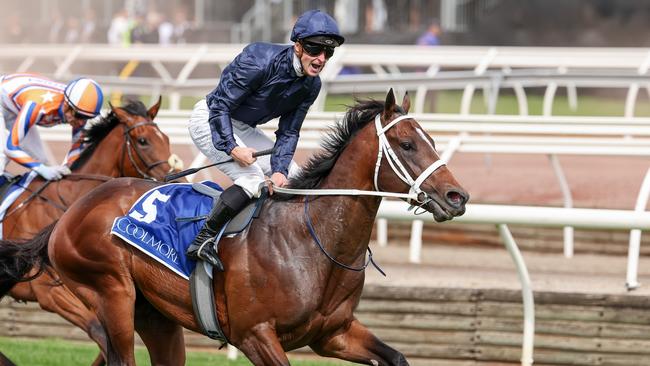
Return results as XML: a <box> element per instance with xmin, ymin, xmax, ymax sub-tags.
<box><xmin>110</xmin><ymin>181</ymin><xmax>268</xmax><ymax>343</ymax></box>
<box><xmin>112</xmin><ymin>181</ymin><xmax>266</xmax><ymax>279</ymax></box>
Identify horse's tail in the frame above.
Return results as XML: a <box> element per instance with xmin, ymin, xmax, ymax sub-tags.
<box><xmin>0</xmin><ymin>351</ymin><xmax>17</xmax><ymax>366</ymax></box>
<box><xmin>0</xmin><ymin>223</ymin><xmax>55</xmax><ymax>299</ymax></box>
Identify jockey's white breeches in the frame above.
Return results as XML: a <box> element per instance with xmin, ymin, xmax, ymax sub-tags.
<box><xmin>188</xmin><ymin>99</ymin><xmax>299</xmax><ymax>198</ymax></box>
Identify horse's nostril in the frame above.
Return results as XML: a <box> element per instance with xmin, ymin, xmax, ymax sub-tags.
<box><xmin>446</xmin><ymin>191</ymin><xmax>466</xmax><ymax>207</ymax></box>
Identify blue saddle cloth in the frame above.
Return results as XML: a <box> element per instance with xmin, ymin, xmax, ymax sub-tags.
<box><xmin>110</xmin><ymin>181</ymin><xmax>222</xmax><ymax>280</ymax></box>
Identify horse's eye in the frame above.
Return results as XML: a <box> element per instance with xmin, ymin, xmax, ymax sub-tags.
<box><xmin>137</xmin><ymin>137</ymin><xmax>149</xmax><ymax>146</ymax></box>
<box><xmin>400</xmin><ymin>141</ymin><xmax>414</xmax><ymax>151</ymax></box>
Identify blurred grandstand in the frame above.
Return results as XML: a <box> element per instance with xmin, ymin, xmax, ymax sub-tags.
<box><xmin>3</xmin><ymin>0</ymin><xmax>650</xmax><ymax>46</ymax></box>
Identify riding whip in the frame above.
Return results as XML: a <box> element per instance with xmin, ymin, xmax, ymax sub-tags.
<box><xmin>164</xmin><ymin>148</ymin><xmax>275</xmax><ymax>182</ymax></box>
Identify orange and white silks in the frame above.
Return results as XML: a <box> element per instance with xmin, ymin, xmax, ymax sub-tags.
<box><xmin>0</xmin><ymin>74</ymin><xmax>86</xmax><ymax>169</ymax></box>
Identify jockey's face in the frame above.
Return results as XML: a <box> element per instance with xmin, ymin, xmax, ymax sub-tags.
<box><xmin>295</xmin><ymin>41</ymin><xmax>332</xmax><ymax>77</ymax></box>
<box><xmin>63</xmin><ymin>101</ymin><xmax>91</xmax><ymax>129</ymax></box>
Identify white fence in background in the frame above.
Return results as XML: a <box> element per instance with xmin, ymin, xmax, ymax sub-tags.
<box><xmin>4</xmin><ymin>44</ymin><xmax>650</xmax><ymax>115</ymax></box>
<box><xmin>5</xmin><ymin>44</ymin><xmax>650</xmax><ymax>76</ymax></box>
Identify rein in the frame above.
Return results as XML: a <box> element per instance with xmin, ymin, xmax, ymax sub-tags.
<box><xmin>0</xmin><ymin>181</ymin><xmax>58</xmax><ymax>222</ymax></box>
<box><xmin>304</xmin><ymin>198</ymin><xmax>385</xmax><ymax>276</ymax></box>
<box><xmin>1</xmin><ymin>173</ymin><xmax>113</xmax><ymax>221</ymax></box>
<box><xmin>2</xmin><ymin>119</ymin><xmax>181</xmax><ymax>221</ymax></box>
<box><xmin>273</xmin><ymin>114</ymin><xmax>446</xmax><ymax>204</ymax></box>
<box><xmin>276</xmin><ymin>113</ymin><xmax>446</xmax><ymax>274</ymax></box>
<box><xmin>55</xmin><ymin>173</ymin><xmax>112</xmax><ymax>209</ymax></box>
<box><xmin>121</xmin><ymin>121</ymin><xmax>169</xmax><ymax>180</ymax></box>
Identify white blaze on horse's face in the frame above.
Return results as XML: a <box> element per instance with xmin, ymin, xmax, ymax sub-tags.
<box><xmin>416</xmin><ymin>127</ymin><xmax>436</xmax><ymax>152</ymax></box>
<box><xmin>153</xmin><ymin>127</ymin><xmax>167</xmax><ymax>141</ymax></box>
<box><xmin>167</xmin><ymin>154</ymin><xmax>184</xmax><ymax>172</ymax></box>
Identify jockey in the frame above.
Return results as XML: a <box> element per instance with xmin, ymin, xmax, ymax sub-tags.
<box><xmin>186</xmin><ymin>9</ymin><xmax>345</xmax><ymax>270</ymax></box>
<box><xmin>0</xmin><ymin>74</ymin><xmax>103</xmax><ymax>180</ymax></box>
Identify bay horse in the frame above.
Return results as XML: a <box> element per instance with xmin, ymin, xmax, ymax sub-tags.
<box><xmin>0</xmin><ymin>98</ymin><xmax>182</xmax><ymax>366</ymax></box>
<box><xmin>9</xmin><ymin>90</ymin><xmax>468</xmax><ymax>365</ymax></box>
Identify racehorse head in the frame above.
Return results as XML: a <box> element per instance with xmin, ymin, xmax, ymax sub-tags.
<box><xmin>71</xmin><ymin>97</ymin><xmax>183</xmax><ymax>181</ymax></box>
<box><xmin>290</xmin><ymin>89</ymin><xmax>468</xmax><ymax>222</ymax></box>
<box><xmin>373</xmin><ymin>89</ymin><xmax>468</xmax><ymax>221</ymax></box>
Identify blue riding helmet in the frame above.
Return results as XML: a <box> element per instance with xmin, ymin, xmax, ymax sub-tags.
<box><xmin>290</xmin><ymin>10</ymin><xmax>345</xmax><ymax>46</ymax></box>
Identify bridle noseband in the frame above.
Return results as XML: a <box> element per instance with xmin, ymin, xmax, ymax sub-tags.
<box><xmin>373</xmin><ymin>114</ymin><xmax>446</xmax><ymax>204</ymax></box>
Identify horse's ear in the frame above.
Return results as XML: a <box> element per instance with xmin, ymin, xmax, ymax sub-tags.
<box><xmin>111</xmin><ymin>105</ymin><xmax>132</xmax><ymax>123</ymax></box>
<box><xmin>110</xmin><ymin>103</ymin><xmax>130</xmax><ymax>123</ymax></box>
<box><xmin>148</xmin><ymin>96</ymin><xmax>162</xmax><ymax>120</ymax></box>
<box><xmin>383</xmin><ymin>88</ymin><xmax>396</xmax><ymax>119</ymax></box>
<box><xmin>402</xmin><ymin>91</ymin><xmax>411</xmax><ymax>114</ymax></box>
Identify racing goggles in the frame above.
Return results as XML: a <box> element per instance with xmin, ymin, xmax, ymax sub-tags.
<box><xmin>75</xmin><ymin>111</ymin><xmax>94</xmax><ymax>120</ymax></box>
<box><xmin>68</xmin><ymin>105</ymin><xmax>94</xmax><ymax>120</ymax></box>
<box><xmin>301</xmin><ymin>41</ymin><xmax>335</xmax><ymax>58</ymax></box>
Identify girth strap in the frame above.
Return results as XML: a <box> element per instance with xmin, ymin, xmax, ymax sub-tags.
<box><xmin>190</xmin><ymin>261</ymin><xmax>228</xmax><ymax>343</ymax></box>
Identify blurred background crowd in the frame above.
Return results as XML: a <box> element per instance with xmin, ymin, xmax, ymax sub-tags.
<box><xmin>2</xmin><ymin>0</ymin><xmax>650</xmax><ymax>47</ymax></box>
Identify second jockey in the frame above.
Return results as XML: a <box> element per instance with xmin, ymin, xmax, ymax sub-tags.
<box><xmin>0</xmin><ymin>73</ymin><xmax>104</xmax><ymax>180</ymax></box>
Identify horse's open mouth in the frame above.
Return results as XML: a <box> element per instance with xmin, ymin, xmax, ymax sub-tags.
<box><xmin>422</xmin><ymin>193</ymin><xmax>466</xmax><ymax>222</ymax></box>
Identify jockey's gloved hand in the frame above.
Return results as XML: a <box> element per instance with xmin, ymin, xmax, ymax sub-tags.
<box><xmin>33</xmin><ymin>164</ymin><xmax>71</xmax><ymax>180</ymax></box>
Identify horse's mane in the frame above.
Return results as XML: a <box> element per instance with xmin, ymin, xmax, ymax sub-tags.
<box><xmin>280</xmin><ymin>98</ymin><xmax>402</xmax><ymax>195</ymax></box>
<box><xmin>70</xmin><ymin>100</ymin><xmax>149</xmax><ymax>170</ymax></box>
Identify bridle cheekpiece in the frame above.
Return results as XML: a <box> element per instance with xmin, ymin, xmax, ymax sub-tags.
<box><xmin>373</xmin><ymin>114</ymin><xmax>446</xmax><ymax>204</ymax></box>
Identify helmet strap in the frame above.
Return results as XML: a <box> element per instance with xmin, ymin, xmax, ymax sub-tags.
<box><xmin>61</xmin><ymin>100</ymin><xmax>71</xmax><ymax>123</ymax></box>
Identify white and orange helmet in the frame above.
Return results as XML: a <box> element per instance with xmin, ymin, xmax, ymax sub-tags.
<box><xmin>64</xmin><ymin>78</ymin><xmax>103</xmax><ymax>118</ymax></box>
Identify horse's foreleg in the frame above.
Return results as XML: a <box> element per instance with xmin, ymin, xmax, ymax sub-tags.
<box><xmin>236</xmin><ymin>323</ymin><xmax>291</xmax><ymax>366</ymax></box>
<box><xmin>311</xmin><ymin>319</ymin><xmax>409</xmax><ymax>366</ymax></box>
<box><xmin>95</xmin><ymin>284</ymin><xmax>137</xmax><ymax>366</ymax></box>
<box><xmin>134</xmin><ymin>301</ymin><xmax>185</xmax><ymax>366</ymax></box>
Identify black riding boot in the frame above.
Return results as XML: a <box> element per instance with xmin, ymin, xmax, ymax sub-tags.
<box><xmin>186</xmin><ymin>185</ymin><xmax>251</xmax><ymax>271</ymax></box>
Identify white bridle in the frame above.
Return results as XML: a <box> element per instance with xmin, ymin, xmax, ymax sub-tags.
<box><xmin>373</xmin><ymin>114</ymin><xmax>446</xmax><ymax>203</ymax></box>
<box><xmin>273</xmin><ymin>114</ymin><xmax>446</xmax><ymax>202</ymax></box>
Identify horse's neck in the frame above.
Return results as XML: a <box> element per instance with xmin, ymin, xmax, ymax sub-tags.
<box><xmin>308</xmin><ymin>195</ymin><xmax>379</xmax><ymax>258</ymax></box>
<box><xmin>293</xmin><ymin>177</ymin><xmax>380</xmax><ymax>310</ymax></box>
<box><xmin>305</xmin><ymin>145</ymin><xmax>382</xmax><ymax>263</ymax></box>
<box><xmin>74</xmin><ymin>131</ymin><xmax>122</xmax><ymax>177</ymax></box>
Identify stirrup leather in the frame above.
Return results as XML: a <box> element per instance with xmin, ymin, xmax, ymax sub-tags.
<box><xmin>192</xmin><ymin>221</ymin><xmax>229</xmax><ymax>270</ymax></box>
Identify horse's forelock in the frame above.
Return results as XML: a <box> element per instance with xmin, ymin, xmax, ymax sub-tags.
<box><xmin>119</xmin><ymin>100</ymin><xmax>149</xmax><ymax>118</ymax></box>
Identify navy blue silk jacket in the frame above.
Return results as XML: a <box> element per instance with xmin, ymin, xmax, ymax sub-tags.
<box><xmin>206</xmin><ymin>42</ymin><xmax>321</xmax><ymax>176</ymax></box>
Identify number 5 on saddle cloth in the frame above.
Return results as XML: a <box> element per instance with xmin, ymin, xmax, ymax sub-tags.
<box><xmin>110</xmin><ymin>181</ymin><xmax>266</xmax><ymax>280</ymax></box>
